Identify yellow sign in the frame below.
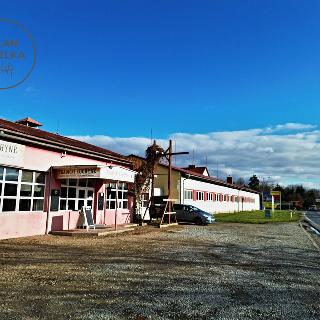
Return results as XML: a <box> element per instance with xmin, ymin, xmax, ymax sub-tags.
<box><xmin>270</xmin><ymin>191</ymin><xmax>281</xmax><ymax>196</ymax></box>
<box><xmin>263</xmin><ymin>202</ymin><xmax>273</xmax><ymax>209</ymax></box>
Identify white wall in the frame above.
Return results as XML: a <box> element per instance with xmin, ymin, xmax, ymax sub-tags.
<box><xmin>181</xmin><ymin>177</ymin><xmax>260</xmax><ymax>213</ymax></box>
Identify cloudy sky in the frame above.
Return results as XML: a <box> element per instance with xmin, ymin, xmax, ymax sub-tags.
<box><xmin>1</xmin><ymin>1</ymin><xmax>320</xmax><ymax>188</ymax></box>
<box><xmin>71</xmin><ymin>122</ymin><xmax>320</xmax><ymax>188</ymax></box>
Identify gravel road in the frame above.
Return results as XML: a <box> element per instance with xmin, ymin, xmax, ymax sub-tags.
<box><xmin>0</xmin><ymin>223</ymin><xmax>319</xmax><ymax>320</ymax></box>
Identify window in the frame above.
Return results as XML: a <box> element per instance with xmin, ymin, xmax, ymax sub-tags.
<box><xmin>59</xmin><ymin>179</ymin><xmax>95</xmax><ymax>211</ymax></box>
<box><xmin>106</xmin><ymin>182</ymin><xmax>128</xmax><ymax>210</ymax></box>
<box><xmin>184</xmin><ymin>190</ymin><xmax>193</xmax><ymax>200</ymax></box>
<box><xmin>196</xmin><ymin>191</ymin><xmax>204</xmax><ymax>201</ymax></box>
<box><xmin>0</xmin><ymin>167</ymin><xmax>46</xmax><ymax>213</ymax></box>
<box><xmin>207</xmin><ymin>192</ymin><xmax>213</xmax><ymax>201</ymax></box>
<box><xmin>141</xmin><ymin>193</ymin><xmax>149</xmax><ymax>208</ymax></box>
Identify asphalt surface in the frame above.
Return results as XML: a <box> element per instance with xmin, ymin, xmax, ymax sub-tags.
<box><xmin>0</xmin><ymin>223</ymin><xmax>319</xmax><ymax>320</ymax></box>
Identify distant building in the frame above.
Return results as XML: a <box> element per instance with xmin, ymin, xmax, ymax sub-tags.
<box><xmin>129</xmin><ymin>156</ymin><xmax>260</xmax><ymax>219</ymax></box>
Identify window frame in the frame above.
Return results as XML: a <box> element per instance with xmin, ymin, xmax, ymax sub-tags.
<box><xmin>184</xmin><ymin>189</ymin><xmax>193</xmax><ymax>200</ymax></box>
<box><xmin>196</xmin><ymin>191</ymin><xmax>204</xmax><ymax>201</ymax></box>
<box><xmin>0</xmin><ymin>167</ymin><xmax>46</xmax><ymax>213</ymax></box>
<box><xmin>106</xmin><ymin>182</ymin><xmax>129</xmax><ymax>210</ymax></box>
<box><xmin>59</xmin><ymin>178</ymin><xmax>95</xmax><ymax>211</ymax></box>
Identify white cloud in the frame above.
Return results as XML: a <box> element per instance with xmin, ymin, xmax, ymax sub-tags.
<box><xmin>23</xmin><ymin>86</ymin><xmax>37</xmax><ymax>96</ymax></box>
<box><xmin>265</xmin><ymin>123</ymin><xmax>317</xmax><ymax>133</ymax></box>
<box><xmin>70</xmin><ymin>122</ymin><xmax>320</xmax><ymax>188</ymax></box>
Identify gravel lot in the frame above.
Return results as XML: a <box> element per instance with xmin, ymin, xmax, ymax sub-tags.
<box><xmin>0</xmin><ymin>223</ymin><xmax>319</xmax><ymax>320</ymax></box>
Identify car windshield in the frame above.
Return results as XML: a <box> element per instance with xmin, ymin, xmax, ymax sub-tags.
<box><xmin>188</xmin><ymin>206</ymin><xmax>200</xmax><ymax>212</ymax></box>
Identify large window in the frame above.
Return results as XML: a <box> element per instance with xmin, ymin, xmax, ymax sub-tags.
<box><xmin>106</xmin><ymin>182</ymin><xmax>128</xmax><ymax>210</ymax></box>
<box><xmin>0</xmin><ymin>167</ymin><xmax>46</xmax><ymax>212</ymax></box>
<box><xmin>59</xmin><ymin>178</ymin><xmax>95</xmax><ymax>211</ymax></box>
<box><xmin>207</xmin><ymin>192</ymin><xmax>213</xmax><ymax>201</ymax></box>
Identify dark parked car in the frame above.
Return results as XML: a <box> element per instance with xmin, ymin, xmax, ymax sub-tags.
<box><xmin>173</xmin><ymin>204</ymin><xmax>215</xmax><ymax>225</ymax></box>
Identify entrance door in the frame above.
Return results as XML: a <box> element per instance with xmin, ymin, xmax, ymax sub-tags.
<box><xmin>77</xmin><ymin>188</ymin><xmax>95</xmax><ymax>210</ymax></box>
<box><xmin>86</xmin><ymin>189</ymin><xmax>94</xmax><ymax>209</ymax></box>
<box><xmin>77</xmin><ymin>188</ymin><xmax>86</xmax><ymax>210</ymax></box>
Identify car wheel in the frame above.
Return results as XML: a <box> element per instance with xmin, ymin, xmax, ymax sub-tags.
<box><xmin>194</xmin><ymin>217</ymin><xmax>203</xmax><ymax>225</ymax></box>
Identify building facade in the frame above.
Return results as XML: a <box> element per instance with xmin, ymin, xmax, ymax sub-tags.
<box><xmin>129</xmin><ymin>156</ymin><xmax>261</xmax><ymax>218</ymax></box>
<box><xmin>155</xmin><ymin>164</ymin><xmax>260</xmax><ymax>213</ymax></box>
<box><xmin>0</xmin><ymin>118</ymin><xmax>135</xmax><ymax>240</ymax></box>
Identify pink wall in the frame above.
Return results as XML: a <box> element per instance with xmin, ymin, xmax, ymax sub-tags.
<box><xmin>24</xmin><ymin>145</ymin><xmax>107</xmax><ymax>172</ymax></box>
<box><xmin>105</xmin><ymin>209</ymin><xmax>132</xmax><ymax>226</ymax></box>
<box><xmin>48</xmin><ymin>211</ymin><xmax>80</xmax><ymax>231</ymax></box>
<box><xmin>0</xmin><ymin>212</ymin><xmax>47</xmax><ymax>240</ymax></box>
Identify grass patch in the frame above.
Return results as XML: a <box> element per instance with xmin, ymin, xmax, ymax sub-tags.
<box><xmin>215</xmin><ymin>210</ymin><xmax>301</xmax><ymax>224</ymax></box>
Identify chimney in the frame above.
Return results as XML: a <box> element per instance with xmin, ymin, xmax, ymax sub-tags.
<box><xmin>227</xmin><ymin>176</ymin><xmax>233</xmax><ymax>184</ymax></box>
<box><xmin>188</xmin><ymin>165</ymin><xmax>196</xmax><ymax>169</ymax></box>
<box><xmin>15</xmin><ymin>117</ymin><xmax>43</xmax><ymax>128</ymax></box>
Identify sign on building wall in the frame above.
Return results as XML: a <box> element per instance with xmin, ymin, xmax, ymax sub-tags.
<box><xmin>56</xmin><ymin>167</ymin><xmax>101</xmax><ymax>179</ymax></box>
<box><xmin>0</xmin><ymin>139</ymin><xmax>25</xmax><ymax>167</ymax></box>
<box><xmin>55</xmin><ymin>165</ymin><xmax>136</xmax><ymax>183</ymax></box>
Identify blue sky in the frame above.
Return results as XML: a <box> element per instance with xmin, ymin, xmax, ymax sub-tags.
<box><xmin>1</xmin><ymin>1</ymin><xmax>320</xmax><ymax>186</ymax></box>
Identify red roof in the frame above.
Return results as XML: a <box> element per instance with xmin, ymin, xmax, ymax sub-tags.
<box><xmin>173</xmin><ymin>165</ymin><xmax>259</xmax><ymax>194</ymax></box>
<box><xmin>182</xmin><ymin>166</ymin><xmax>208</xmax><ymax>175</ymax></box>
<box><xmin>0</xmin><ymin>118</ymin><xmax>130</xmax><ymax>164</ymax></box>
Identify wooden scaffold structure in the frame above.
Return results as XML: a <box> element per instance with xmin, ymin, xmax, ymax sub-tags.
<box><xmin>139</xmin><ymin>139</ymin><xmax>188</xmax><ymax>227</ymax></box>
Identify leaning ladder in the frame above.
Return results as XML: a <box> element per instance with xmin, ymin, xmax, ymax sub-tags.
<box><xmin>160</xmin><ymin>198</ymin><xmax>178</xmax><ymax>226</ymax></box>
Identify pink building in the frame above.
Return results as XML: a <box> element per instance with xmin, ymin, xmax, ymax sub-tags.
<box><xmin>0</xmin><ymin>117</ymin><xmax>136</xmax><ymax>240</ymax></box>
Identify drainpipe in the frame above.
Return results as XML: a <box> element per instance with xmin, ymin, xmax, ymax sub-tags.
<box><xmin>45</xmin><ymin>167</ymin><xmax>53</xmax><ymax>234</ymax></box>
